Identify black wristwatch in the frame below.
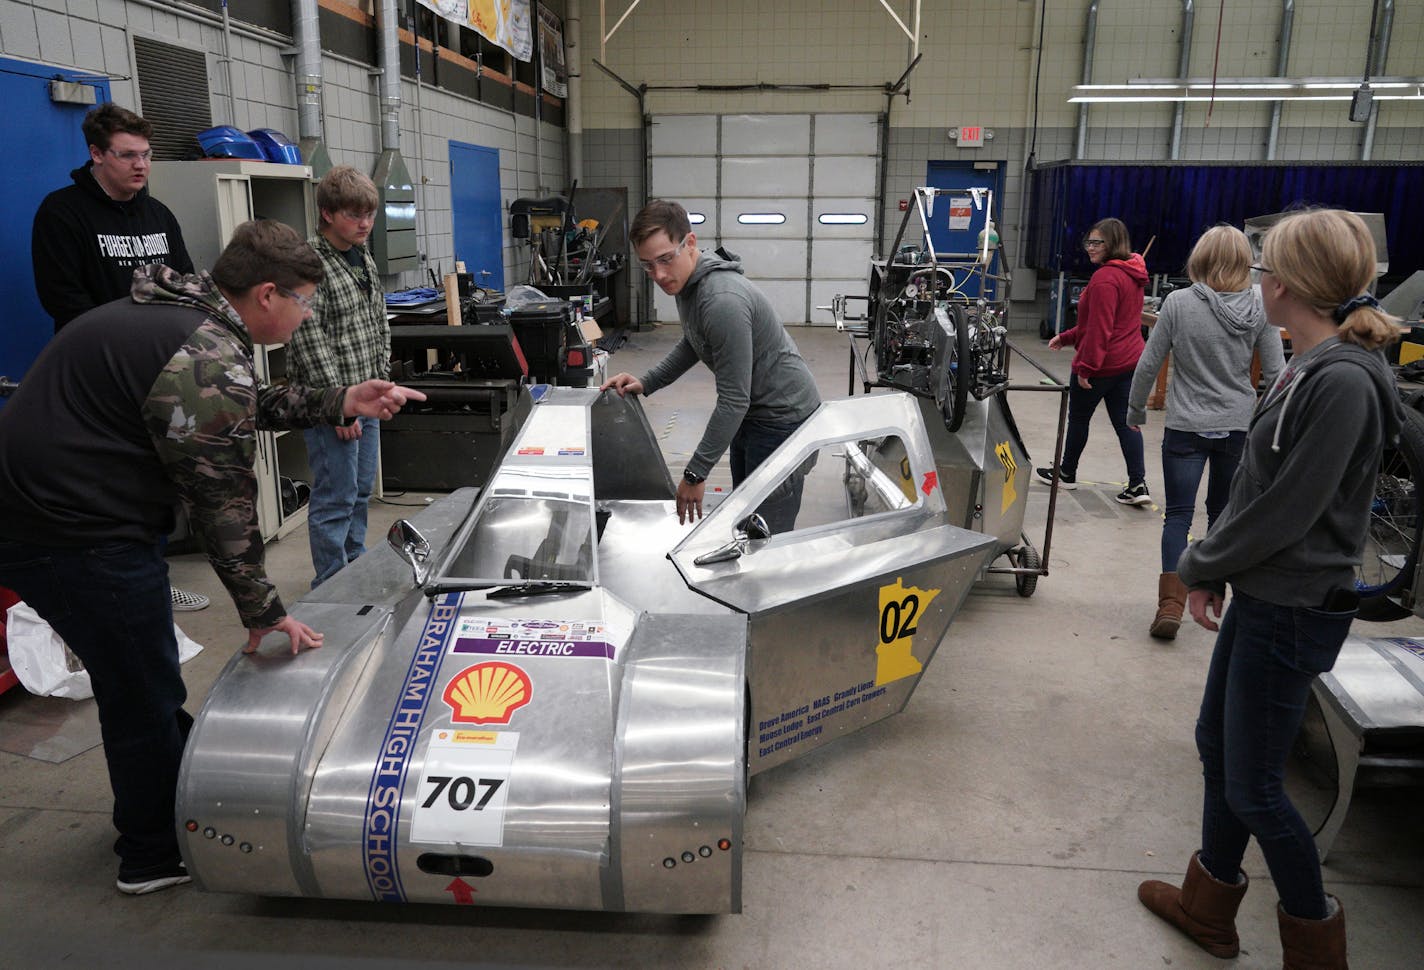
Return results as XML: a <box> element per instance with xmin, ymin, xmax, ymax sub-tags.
<box><xmin>682</xmin><ymin>469</ymin><xmax>706</xmax><ymax>486</ymax></box>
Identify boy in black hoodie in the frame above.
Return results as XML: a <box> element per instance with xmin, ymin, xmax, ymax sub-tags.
<box><xmin>31</xmin><ymin>102</ymin><xmax>193</xmax><ymax>332</ymax></box>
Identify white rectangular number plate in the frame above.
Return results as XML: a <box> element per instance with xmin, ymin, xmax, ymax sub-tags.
<box><xmin>410</xmin><ymin>730</ymin><xmax>518</xmax><ymax>847</ymax></box>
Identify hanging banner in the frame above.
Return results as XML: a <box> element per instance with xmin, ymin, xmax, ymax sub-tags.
<box><xmin>538</xmin><ymin>4</ymin><xmax>567</xmax><ymax>99</ymax></box>
<box><xmin>418</xmin><ymin>0</ymin><xmax>534</xmax><ymax>63</ymax></box>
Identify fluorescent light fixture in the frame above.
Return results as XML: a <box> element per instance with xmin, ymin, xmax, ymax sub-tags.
<box><xmin>1070</xmin><ymin>76</ymin><xmax>1424</xmax><ymax>104</ymax></box>
<box><xmin>737</xmin><ymin>213</ymin><xmax>786</xmax><ymax>225</ymax></box>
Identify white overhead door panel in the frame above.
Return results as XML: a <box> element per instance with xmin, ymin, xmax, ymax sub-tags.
<box><xmin>651</xmin><ymin>156</ymin><xmax>717</xmax><ymax>199</ymax></box>
<box><xmin>650</xmin><ymin>115</ymin><xmax>717</xmax><ymax>157</ymax></box>
<box><xmin>720</xmin><ymin>156</ymin><xmax>810</xmax><ymax>198</ymax></box>
<box><xmin>814</xmin><ymin>114</ymin><xmax>879</xmax><ymax>155</ymax></box>
<box><xmin>722</xmin><ymin>114</ymin><xmax>811</xmax><ymax>155</ymax></box>
<box><xmin>647</xmin><ymin>112</ymin><xmax>879</xmax><ymax>325</ymax></box>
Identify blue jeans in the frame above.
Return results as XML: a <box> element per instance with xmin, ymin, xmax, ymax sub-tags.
<box><xmin>0</xmin><ymin>539</ymin><xmax>191</xmax><ymax>873</ymax></box>
<box><xmin>730</xmin><ymin>417</ymin><xmax>808</xmax><ymax>534</ymax></box>
<box><xmin>304</xmin><ymin>417</ymin><xmax>380</xmax><ymax>587</ymax></box>
<box><xmin>1195</xmin><ymin>590</ymin><xmax>1354</xmax><ymax>919</ymax></box>
<box><xmin>1062</xmin><ymin>369</ymin><xmax>1145</xmax><ymax>485</ymax></box>
<box><xmin>1160</xmin><ymin>429</ymin><xmax>1246</xmax><ymax>573</ymax></box>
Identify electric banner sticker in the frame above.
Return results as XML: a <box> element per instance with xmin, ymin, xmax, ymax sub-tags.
<box><xmin>451</xmin><ymin>616</ymin><xmax>618</xmax><ymax>660</ymax></box>
<box><xmin>410</xmin><ymin>730</ymin><xmax>519</xmax><ymax>847</ymax></box>
<box><xmin>876</xmin><ymin>577</ymin><xmax>941</xmax><ymax>686</ymax></box>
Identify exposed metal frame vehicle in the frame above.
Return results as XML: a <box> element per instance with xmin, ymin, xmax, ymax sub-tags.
<box><xmin>177</xmin><ymin>386</ymin><xmax>996</xmax><ymax>914</ymax></box>
<box><xmin>825</xmin><ymin>185</ymin><xmax>1068</xmax><ymax>597</ymax></box>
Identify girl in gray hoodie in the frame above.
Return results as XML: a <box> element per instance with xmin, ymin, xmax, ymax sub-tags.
<box><xmin>1128</xmin><ymin>226</ymin><xmax>1286</xmax><ymax>639</ymax></box>
<box><xmin>1136</xmin><ymin>210</ymin><xmax>1401</xmax><ymax>970</ymax></box>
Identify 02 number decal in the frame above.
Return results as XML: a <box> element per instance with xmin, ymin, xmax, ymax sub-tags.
<box><xmin>879</xmin><ymin>594</ymin><xmax>921</xmax><ymax>644</ymax></box>
<box><xmin>421</xmin><ymin>775</ymin><xmax>504</xmax><ymax>812</ymax></box>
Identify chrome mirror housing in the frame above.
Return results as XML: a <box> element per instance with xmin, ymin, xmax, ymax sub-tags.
<box><xmin>692</xmin><ymin>513</ymin><xmax>771</xmax><ymax>566</ymax></box>
<box><xmin>387</xmin><ymin>519</ymin><xmax>432</xmax><ymax>586</ymax></box>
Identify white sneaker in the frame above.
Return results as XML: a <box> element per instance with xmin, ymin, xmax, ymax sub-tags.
<box><xmin>171</xmin><ymin>587</ymin><xmax>210</xmax><ymax>611</ymax></box>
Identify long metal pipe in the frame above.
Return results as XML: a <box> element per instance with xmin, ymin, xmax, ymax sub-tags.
<box><xmin>219</xmin><ymin>1</ymin><xmax>239</xmax><ymax>125</ymax></box>
<box><xmin>377</xmin><ymin>0</ymin><xmax>401</xmax><ymax>150</ymax></box>
<box><xmin>292</xmin><ymin>0</ymin><xmax>322</xmax><ymax>140</ymax></box>
<box><xmin>1169</xmin><ymin>0</ymin><xmax>1195</xmax><ymax>160</ymax></box>
<box><xmin>1361</xmin><ymin>0</ymin><xmax>1393</xmax><ymax>161</ymax></box>
<box><xmin>1073</xmin><ymin>0</ymin><xmax>1098</xmax><ymax>159</ymax></box>
<box><xmin>1265</xmin><ymin>0</ymin><xmax>1294</xmax><ymax>160</ymax></box>
<box><xmin>567</xmin><ymin>0</ymin><xmax>583</xmax><ymax>183</ymax></box>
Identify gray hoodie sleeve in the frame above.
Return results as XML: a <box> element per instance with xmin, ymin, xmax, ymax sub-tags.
<box><xmin>1254</xmin><ymin>322</ymin><xmax>1286</xmax><ymax>391</ymax></box>
<box><xmin>1127</xmin><ymin>307</ymin><xmax>1175</xmax><ymax>426</ymax></box>
<box><xmin>640</xmin><ymin>336</ymin><xmax>699</xmax><ymax>396</ymax></box>
<box><xmin>1177</xmin><ymin>365</ymin><xmax>1379</xmax><ymax>590</ymax></box>
<box><xmin>685</xmin><ymin>289</ymin><xmax>757</xmax><ymax>478</ymax></box>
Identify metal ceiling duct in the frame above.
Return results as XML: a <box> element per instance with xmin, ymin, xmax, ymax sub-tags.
<box><xmin>292</xmin><ymin>0</ymin><xmax>332</xmax><ymax>177</ymax></box>
<box><xmin>372</xmin><ymin>0</ymin><xmax>418</xmax><ymax>275</ymax></box>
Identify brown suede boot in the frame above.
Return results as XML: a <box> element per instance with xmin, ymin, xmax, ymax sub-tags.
<box><xmin>1279</xmin><ymin>895</ymin><xmax>1348</xmax><ymax>969</ymax></box>
<box><xmin>1150</xmin><ymin>572</ymin><xmax>1188</xmax><ymax>640</ymax></box>
<box><xmin>1138</xmin><ymin>852</ymin><xmax>1249</xmax><ymax>958</ymax></box>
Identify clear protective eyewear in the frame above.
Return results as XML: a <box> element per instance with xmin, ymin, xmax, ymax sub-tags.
<box><xmin>1082</xmin><ymin>238</ymin><xmax>1107</xmax><ymax>249</ymax></box>
<box><xmin>276</xmin><ymin>284</ymin><xmax>316</xmax><ymax>313</ymax></box>
<box><xmin>107</xmin><ymin>148</ymin><xmax>154</xmax><ymax>164</ymax></box>
<box><xmin>637</xmin><ymin>236</ymin><xmax>691</xmax><ymax>273</ymax></box>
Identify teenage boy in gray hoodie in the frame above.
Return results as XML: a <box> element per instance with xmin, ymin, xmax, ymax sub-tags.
<box><xmin>602</xmin><ymin>199</ymin><xmax>821</xmax><ymax>531</ymax></box>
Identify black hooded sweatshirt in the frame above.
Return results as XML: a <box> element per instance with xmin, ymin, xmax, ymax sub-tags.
<box><xmin>31</xmin><ymin>162</ymin><xmax>193</xmax><ymax>331</ymax></box>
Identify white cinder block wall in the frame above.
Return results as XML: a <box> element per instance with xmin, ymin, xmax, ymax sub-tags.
<box><xmin>2</xmin><ymin>0</ymin><xmax>1418</xmax><ymax>317</ymax></box>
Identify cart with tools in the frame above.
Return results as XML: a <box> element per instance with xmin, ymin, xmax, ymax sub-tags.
<box><xmin>824</xmin><ymin>185</ymin><xmax>1070</xmax><ymax>596</ymax></box>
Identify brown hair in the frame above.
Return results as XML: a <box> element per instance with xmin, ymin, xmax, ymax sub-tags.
<box><xmin>82</xmin><ymin>103</ymin><xmax>152</xmax><ymax>152</ymax></box>
<box><xmin>1261</xmin><ymin>209</ymin><xmax>1400</xmax><ymax>351</ymax></box>
<box><xmin>631</xmin><ymin>199</ymin><xmax>692</xmax><ymax>246</ymax></box>
<box><xmin>316</xmin><ymin>165</ymin><xmax>379</xmax><ymax>223</ymax></box>
<box><xmin>212</xmin><ymin>220</ymin><xmax>323</xmax><ymax>293</ymax></box>
<box><xmin>1186</xmin><ymin>225</ymin><xmax>1252</xmax><ymax>292</ymax></box>
<box><xmin>1088</xmin><ymin>218</ymin><xmax>1132</xmax><ymax>262</ymax></box>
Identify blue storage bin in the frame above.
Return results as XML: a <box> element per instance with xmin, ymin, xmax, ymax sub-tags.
<box><xmin>247</xmin><ymin>128</ymin><xmax>302</xmax><ymax>164</ymax></box>
<box><xmin>196</xmin><ymin>125</ymin><xmax>264</xmax><ymax>160</ymax></box>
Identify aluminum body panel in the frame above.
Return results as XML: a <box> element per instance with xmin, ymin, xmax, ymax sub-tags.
<box><xmin>180</xmin><ymin>388</ymin><xmax>989</xmax><ymax>913</ymax></box>
<box><xmin>921</xmin><ymin>393</ymin><xmax>1032</xmax><ymax>552</ymax></box>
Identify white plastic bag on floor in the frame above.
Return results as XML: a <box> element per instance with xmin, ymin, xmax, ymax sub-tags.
<box><xmin>6</xmin><ymin>602</ymin><xmax>204</xmax><ymax>700</ymax></box>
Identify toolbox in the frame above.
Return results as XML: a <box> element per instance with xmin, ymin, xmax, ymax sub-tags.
<box><xmin>382</xmin><ymin>326</ymin><xmax>525</xmax><ymax>491</ymax></box>
<box><xmin>505</xmin><ymin>299</ymin><xmax>594</xmax><ymax>387</ymax></box>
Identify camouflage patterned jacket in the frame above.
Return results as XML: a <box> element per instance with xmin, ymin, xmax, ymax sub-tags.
<box><xmin>0</xmin><ymin>266</ymin><xmax>347</xmax><ymax>629</ymax></box>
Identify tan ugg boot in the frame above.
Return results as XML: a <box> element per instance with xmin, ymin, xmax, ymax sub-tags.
<box><xmin>1151</xmin><ymin>572</ymin><xmax>1188</xmax><ymax>640</ymax></box>
<box><xmin>1279</xmin><ymin>895</ymin><xmax>1348</xmax><ymax>969</ymax></box>
<box><xmin>1138</xmin><ymin>852</ymin><xmax>1249</xmax><ymax>958</ymax></box>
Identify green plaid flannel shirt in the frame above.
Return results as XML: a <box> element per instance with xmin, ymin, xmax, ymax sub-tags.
<box><xmin>285</xmin><ymin>234</ymin><xmax>390</xmax><ymax>389</ymax></box>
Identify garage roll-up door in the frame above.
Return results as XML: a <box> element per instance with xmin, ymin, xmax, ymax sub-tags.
<box><xmin>649</xmin><ymin>113</ymin><xmax>880</xmax><ymax>326</ymax></box>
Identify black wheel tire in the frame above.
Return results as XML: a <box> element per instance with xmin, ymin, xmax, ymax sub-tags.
<box><xmin>1355</xmin><ymin>405</ymin><xmax>1424</xmax><ymax>620</ymax></box>
<box><xmin>1015</xmin><ymin>545</ymin><xmax>1041</xmax><ymax>598</ymax></box>
<box><xmin>940</xmin><ymin>304</ymin><xmax>972</xmax><ymax>433</ymax></box>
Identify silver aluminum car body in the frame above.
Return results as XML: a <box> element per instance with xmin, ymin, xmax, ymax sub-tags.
<box><xmin>177</xmin><ymin>387</ymin><xmax>995</xmax><ymax>914</ymax></box>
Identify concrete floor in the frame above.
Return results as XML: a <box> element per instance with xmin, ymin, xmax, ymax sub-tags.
<box><xmin>3</xmin><ymin>324</ymin><xmax>1422</xmax><ymax>969</ymax></box>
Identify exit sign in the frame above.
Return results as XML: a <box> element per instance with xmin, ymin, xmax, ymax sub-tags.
<box><xmin>957</xmin><ymin>126</ymin><xmax>984</xmax><ymax>148</ymax></box>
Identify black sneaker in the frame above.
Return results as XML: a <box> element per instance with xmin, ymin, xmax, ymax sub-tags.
<box><xmin>1116</xmin><ymin>481</ymin><xmax>1152</xmax><ymax>506</ymax></box>
<box><xmin>117</xmin><ymin>859</ymin><xmax>190</xmax><ymax>895</ymax></box>
<box><xmin>1034</xmin><ymin>466</ymin><xmax>1077</xmax><ymax>490</ymax></box>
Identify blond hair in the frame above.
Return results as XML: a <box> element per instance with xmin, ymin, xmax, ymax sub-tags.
<box><xmin>1261</xmin><ymin>209</ymin><xmax>1400</xmax><ymax>351</ymax></box>
<box><xmin>1186</xmin><ymin>225</ymin><xmax>1251</xmax><ymax>292</ymax></box>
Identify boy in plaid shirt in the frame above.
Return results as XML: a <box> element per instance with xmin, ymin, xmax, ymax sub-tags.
<box><xmin>286</xmin><ymin>166</ymin><xmax>391</xmax><ymax>586</ymax></box>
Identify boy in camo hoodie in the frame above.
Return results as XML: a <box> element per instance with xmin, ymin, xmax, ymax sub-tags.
<box><xmin>0</xmin><ymin>221</ymin><xmax>423</xmax><ymax>895</ymax></box>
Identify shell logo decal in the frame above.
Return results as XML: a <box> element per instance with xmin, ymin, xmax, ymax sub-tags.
<box><xmin>442</xmin><ymin>662</ymin><xmax>533</xmax><ymax>725</ymax></box>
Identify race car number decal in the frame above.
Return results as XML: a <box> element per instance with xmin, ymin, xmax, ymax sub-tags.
<box><xmin>410</xmin><ymin>730</ymin><xmax>518</xmax><ymax>847</ymax></box>
<box><xmin>875</xmin><ymin>577</ymin><xmax>941</xmax><ymax>687</ymax></box>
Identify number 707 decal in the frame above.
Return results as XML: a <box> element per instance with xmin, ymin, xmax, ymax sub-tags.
<box><xmin>421</xmin><ymin>775</ymin><xmax>504</xmax><ymax>812</ymax></box>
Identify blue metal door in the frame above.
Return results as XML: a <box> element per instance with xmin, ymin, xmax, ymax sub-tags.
<box><xmin>2</xmin><ymin>59</ymin><xmax>110</xmax><ymax>386</ymax></box>
<box><xmin>925</xmin><ymin>161</ymin><xmax>1004</xmax><ymax>300</ymax></box>
<box><xmin>449</xmin><ymin>141</ymin><xmax>504</xmax><ymax>292</ymax></box>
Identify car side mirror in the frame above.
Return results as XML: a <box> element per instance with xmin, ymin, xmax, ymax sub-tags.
<box><xmin>692</xmin><ymin>513</ymin><xmax>771</xmax><ymax>566</ymax></box>
<box><xmin>387</xmin><ymin>519</ymin><xmax>432</xmax><ymax>586</ymax></box>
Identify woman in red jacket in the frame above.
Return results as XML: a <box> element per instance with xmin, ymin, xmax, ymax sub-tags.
<box><xmin>1036</xmin><ymin>218</ymin><xmax>1151</xmax><ymax>505</ymax></box>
